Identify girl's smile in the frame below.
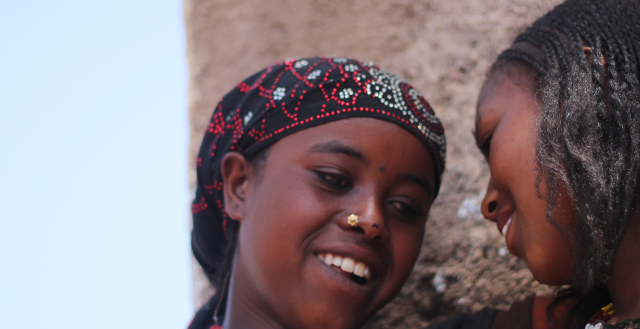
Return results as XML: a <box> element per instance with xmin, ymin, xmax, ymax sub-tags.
<box><xmin>316</xmin><ymin>252</ymin><xmax>373</xmax><ymax>282</ymax></box>
<box><xmin>497</xmin><ymin>207</ymin><xmax>516</xmax><ymax>256</ymax></box>
<box><xmin>311</xmin><ymin>242</ymin><xmax>381</xmax><ymax>299</ymax></box>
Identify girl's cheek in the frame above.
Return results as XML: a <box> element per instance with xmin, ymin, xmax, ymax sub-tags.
<box><xmin>392</xmin><ymin>224</ymin><xmax>424</xmax><ymax>268</ymax></box>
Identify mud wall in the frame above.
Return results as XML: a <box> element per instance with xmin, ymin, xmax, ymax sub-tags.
<box><xmin>185</xmin><ymin>0</ymin><xmax>562</xmax><ymax>327</ymax></box>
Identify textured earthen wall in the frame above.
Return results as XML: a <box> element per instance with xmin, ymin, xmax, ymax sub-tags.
<box><xmin>185</xmin><ymin>1</ymin><xmax>562</xmax><ymax>327</ymax></box>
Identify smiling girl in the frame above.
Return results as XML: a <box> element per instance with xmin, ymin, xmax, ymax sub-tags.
<box><xmin>474</xmin><ymin>0</ymin><xmax>640</xmax><ymax>328</ymax></box>
<box><xmin>187</xmin><ymin>57</ymin><xmax>446</xmax><ymax>329</ymax></box>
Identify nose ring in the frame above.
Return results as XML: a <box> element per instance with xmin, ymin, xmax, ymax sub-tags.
<box><xmin>347</xmin><ymin>214</ymin><xmax>358</xmax><ymax>227</ymax></box>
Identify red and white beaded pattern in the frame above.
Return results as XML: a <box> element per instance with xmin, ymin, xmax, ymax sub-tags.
<box><xmin>192</xmin><ymin>56</ymin><xmax>446</xmax><ymax>244</ymax></box>
<box><xmin>199</xmin><ymin>57</ymin><xmax>444</xmax><ymax>172</ymax></box>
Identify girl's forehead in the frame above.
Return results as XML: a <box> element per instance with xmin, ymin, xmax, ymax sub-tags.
<box><xmin>267</xmin><ymin>118</ymin><xmax>436</xmax><ymax>178</ymax></box>
<box><xmin>475</xmin><ymin>74</ymin><xmax>539</xmax><ymax>139</ymax></box>
<box><xmin>478</xmin><ymin>72</ymin><xmax>536</xmax><ymax>111</ymax></box>
<box><xmin>476</xmin><ymin>75</ymin><xmax>512</xmax><ymax>122</ymax></box>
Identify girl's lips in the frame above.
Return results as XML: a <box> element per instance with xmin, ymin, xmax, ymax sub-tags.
<box><xmin>496</xmin><ymin>209</ymin><xmax>519</xmax><ymax>257</ymax></box>
<box><xmin>313</xmin><ymin>243</ymin><xmax>382</xmax><ymax>280</ymax></box>
<box><xmin>316</xmin><ymin>253</ymin><xmax>372</xmax><ymax>280</ymax></box>
<box><xmin>501</xmin><ymin>217</ymin><xmax>512</xmax><ymax>237</ymax></box>
<box><xmin>310</xmin><ymin>244</ymin><xmax>382</xmax><ymax>299</ymax></box>
<box><xmin>312</xmin><ymin>252</ymin><xmax>377</xmax><ymax>299</ymax></box>
<box><xmin>496</xmin><ymin>209</ymin><xmax>514</xmax><ymax>237</ymax></box>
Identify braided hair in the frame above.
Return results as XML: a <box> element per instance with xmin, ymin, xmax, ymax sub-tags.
<box><xmin>486</xmin><ymin>0</ymin><xmax>640</xmax><ymax>327</ymax></box>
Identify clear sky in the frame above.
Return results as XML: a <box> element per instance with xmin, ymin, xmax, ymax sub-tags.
<box><xmin>0</xmin><ymin>1</ymin><xmax>192</xmax><ymax>328</ymax></box>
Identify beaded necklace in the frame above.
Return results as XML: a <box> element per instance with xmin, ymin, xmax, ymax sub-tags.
<box><xmin>585</xmin><ymin>303</ymin><xmax>615</xmax><ymax>329</ymax></box>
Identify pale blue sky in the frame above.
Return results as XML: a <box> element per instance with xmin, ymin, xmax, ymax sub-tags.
<box><xmin>0</xmin><ymin>1</ymin><xmax>192</xmax><ymax>328</ymax></box>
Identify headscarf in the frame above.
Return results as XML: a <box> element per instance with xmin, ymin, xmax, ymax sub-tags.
<box><xmin>191</xmin><ymin>56</ymin><xmax>446</xmax><ymax>290</ymax></box>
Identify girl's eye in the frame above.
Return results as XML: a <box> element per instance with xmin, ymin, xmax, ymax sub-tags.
<box><xmin>479</xmin><ymin>134</ymin><xmax>493</xmax><ymax>158</ymax></box>
<box><xmin>316</xmin><ymin>171</ymin><xmax>352</xmax><ymax>189</ymax></box>
<box><xmin>389</xmin><ymin>200</ymin><xmax>420</xmax><ymax>219</ymax></box>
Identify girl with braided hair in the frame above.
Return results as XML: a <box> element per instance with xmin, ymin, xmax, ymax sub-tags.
<box><xmin>473</xmin><ymin>0</ymin><xmax>640</xmax><ymax>328</ymax></box>
<box><xmin>187</xmin><ymin>57</ymin><xmax>446</xmax><ymax>329</ymax></box>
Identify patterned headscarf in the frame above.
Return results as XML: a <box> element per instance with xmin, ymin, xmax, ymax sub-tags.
<box><xmin>191</xmin><ymin>57</ymin><xmax>446</xmax><ymax>287</ymax></box>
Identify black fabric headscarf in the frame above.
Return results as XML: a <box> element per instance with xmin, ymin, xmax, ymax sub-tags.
<box><xmin>189</xmin><ymin>56</ymin><xmax>446</xmax><ymax>327</ymax></box>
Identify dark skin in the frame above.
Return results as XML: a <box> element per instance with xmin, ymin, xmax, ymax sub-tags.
<box><xmin>475</xmin><ymin>71</ymin><xmax>576</xmax><ymax>285</ymax></box>
<box><xmin>475</xmin><ymin>70</ymin><xmax>640</xmax><ymax>323</ymax></box>
<box><xmin>221</xmin><ymin>117</ymin><xmax>437</xmax><ymax>329</ymax></box>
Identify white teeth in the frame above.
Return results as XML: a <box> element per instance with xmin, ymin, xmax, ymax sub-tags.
<box><xmin>502</xmin><ymin>217</ymin><xmax>512</xmax><ymax>237</ymax></box>
<box><xmin>324</xmin><ymin>254</ymin><xmax>333</xmax><ymax>266</ymax></box>
<box><xmin>353</xmin><ymin>262</ymin><xmax>366</xmax><ymax>277</ymax></box>
<box><xmin>332</xmin><ymin>256</ymin><xmax>342</xmax><ymax>267</ymax></box>
<box><xmin>341</xmin><ymin>257</ymin><xmax>355</xmax><ymax>273</ymax></box>
<box><xmin>317</xmin><ymin>253</ymin><xmax>372</xmax><ymax>280</ymax></box>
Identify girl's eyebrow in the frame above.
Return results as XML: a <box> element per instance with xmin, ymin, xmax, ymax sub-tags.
<box><xmin>399</xmin><ymin>173</ymin><xmax>433</xmax><ymax>200</ymax></box>
<box><xmin>473</xmin><ymin>113</ymin><xmax>483</xmax><ymax>147</ymax></box>
<box><xmin>473</xmin><ymin>129</ymin><xmax>484</xmax><ymax>151</ymax></box>
<box><xmin>307</xmin><ymin>140</ymin><xmax>369</xmax><ymax>165</ymax></box>
<box><xmin>473</xmin><ymin>112</ymin><xmax>491</xmax><ymax>153</ymax></box>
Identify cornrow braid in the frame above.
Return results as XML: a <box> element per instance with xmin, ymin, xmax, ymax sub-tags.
<box><xmin>486</xmin><ymin>0</ymin><xmax>640</xmax><ymax>327</ymax></box>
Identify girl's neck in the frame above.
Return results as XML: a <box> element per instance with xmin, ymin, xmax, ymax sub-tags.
<box><xmin>221</xmin><ymin>291</ymin><xmax>280</xmax><ymax>329</ymax></box>
<box><xmin>221</xmin><ymin>268</ymin><xmax>285</xmax><ymax>329</ymax></box>
<box><xmin>607</xmin><ymin>216</ymin><xmax>640</xmax><ymax>323</ymax></box>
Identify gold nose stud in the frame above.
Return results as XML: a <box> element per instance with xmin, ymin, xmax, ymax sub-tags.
<box><xmin>347</xmin><ymin>214</ymin><xmax>359</xmax><ymax>227</ymax></box>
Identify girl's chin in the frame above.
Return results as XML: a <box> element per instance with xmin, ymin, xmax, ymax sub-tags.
<box><xmin>527</xmin><ymin>262</ymin><xmax>573</xmax><ymax>286</ymax></box>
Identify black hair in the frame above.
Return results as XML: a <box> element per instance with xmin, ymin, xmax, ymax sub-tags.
<box><xmin>486</xmin><ymin>0</ymin><xmax>640</xmax><ymax>327</ymax></box>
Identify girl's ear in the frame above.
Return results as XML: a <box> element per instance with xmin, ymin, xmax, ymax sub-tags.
<box><xmin>221</xmin><ymin>152</ymin><xmax>252</xmax><ymax>222</ymax></box>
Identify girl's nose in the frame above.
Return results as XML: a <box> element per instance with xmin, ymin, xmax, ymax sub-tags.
<box><xmin>481</xmin><ymin>178</ymin><xmax>499</xmax><ymax>222</ymax></box>
<box><xmin>340</xmin><ymin>199</ymin><xmax>388</xmax><ymax>243</ymax></box>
